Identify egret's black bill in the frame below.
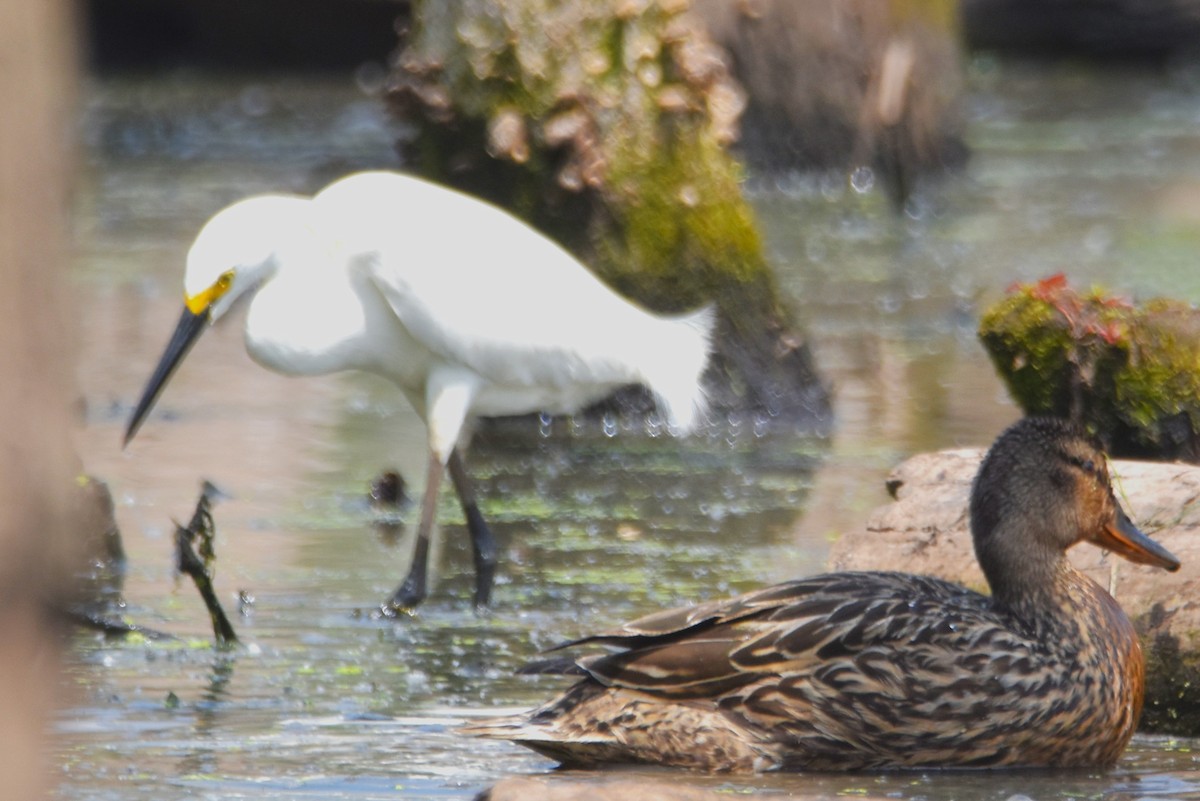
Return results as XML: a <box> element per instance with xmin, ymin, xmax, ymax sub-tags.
<box><xmin>123</xmin><ymin>305</ymin><xmax>211</xmax><ymax>447</ymax></box>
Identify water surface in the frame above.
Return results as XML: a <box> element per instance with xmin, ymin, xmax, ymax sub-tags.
<box><xmin>59</xmin><ymin>60</ymin><xmax>1200</xmax><ymax>799</ymax></box>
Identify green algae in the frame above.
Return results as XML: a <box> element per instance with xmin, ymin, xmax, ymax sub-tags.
<box><xmin>979</xmin><ymin>274</ymin><xmax>1200</xmax><ymax>460</ymax></box>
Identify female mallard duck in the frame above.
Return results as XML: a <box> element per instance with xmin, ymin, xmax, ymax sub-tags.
<box><xmin>468</xmin><ymin>417</ymin><xmax>1181</xmax><ymax>772</ymax></box>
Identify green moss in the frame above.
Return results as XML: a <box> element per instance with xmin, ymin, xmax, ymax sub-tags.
<box><xmin>978</xmin><ymin>291</ymin><xmax>1077</xmax><ymax>415</ymax></box>
<box><xmin>1112</xmin><ymin>299</ymin><xmax>1200</xmax><ymax>435</ymax></box>
<box><xmin>978</xmin><ymin>275</ymin><xmax>1200</xmax><ymax>460</ymax></box>
<box><xmin>597</xmin><ymin>120</ymin><xmax>767</xmax><ymax>311</ymax></box>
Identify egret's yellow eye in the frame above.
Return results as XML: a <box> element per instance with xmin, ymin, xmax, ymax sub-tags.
<box><xmin>185</xmin><ymin>270</ymin><xmax>236</xmax><ymax>315</ymax></box>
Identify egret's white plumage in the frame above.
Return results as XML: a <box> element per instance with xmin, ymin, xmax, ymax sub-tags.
<box><xmin>126</xmin><ymin>170</ymin><xmax>714</xmax><ymax>611</ymax></box>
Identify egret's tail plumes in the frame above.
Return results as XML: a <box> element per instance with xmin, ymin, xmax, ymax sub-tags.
<box><xmin>639</xmin><ymin>304</ymin><xmax>716</xmax><ymax>433</ymax></box>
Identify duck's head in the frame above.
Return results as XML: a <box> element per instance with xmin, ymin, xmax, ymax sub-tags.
<box><xmin>123</xmin><ymin>194</ymin><xmax>308</xmax><ymax>446</ymax></box>
<box><xmin>970</xmin><ymin>417</ymin><xmax>1180</xmax><ymax>600</ymax></box>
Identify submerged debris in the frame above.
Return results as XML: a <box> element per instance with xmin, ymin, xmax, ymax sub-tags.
<box><xmin>175</xmin><ymin>481</ymin><xmax>238</xmax><ymax>647</ymax></box>
<box><xmin>979</xmin><ymin>274</ymin><xmax>1200</xmax><ymax>461</ymax></box>
<box><xmin>71</xmin><ymin>474</ymin><xmax>125</xmax><ymax>605</ymax></box>
<box><xmin>368</xmin><ymin>470</ymin><xmax>409</xmax><ymax>547</ymax></box>
<box><xmin>62</xmin><ymin>474</ymin><xmax>175</xmax><ymax>640</ymax></box>
<box><xmin>62</xmin><ymin>607</ymin><xmax>173</xmax><ymax>641</ymax></box>
<box><xmin>369</xmin><ymin>470</ymin><xmax>409</xmax><ymax>510</ymax></box>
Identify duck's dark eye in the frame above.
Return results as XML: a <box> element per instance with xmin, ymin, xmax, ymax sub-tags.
<box><xmin>1063</xmin><ymin>454</ymin><xmax>1099</xmax><ymax>476</ymax></box>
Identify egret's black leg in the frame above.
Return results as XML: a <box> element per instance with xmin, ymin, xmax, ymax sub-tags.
<box><xmin>447</xmin><ymin>447</ymin><xmax>497</xmax><ymax>611</ymax></box>
<box><xmin>386</xmin><ymin>452</ymin><xmax>444</xmax><ymax>613</ymax></box>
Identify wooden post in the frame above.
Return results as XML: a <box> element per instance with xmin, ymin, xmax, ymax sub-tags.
<box><xmin>0</xmin><ymin>1</ymin><xmax>79</xmax><ymax>799</ymax></box>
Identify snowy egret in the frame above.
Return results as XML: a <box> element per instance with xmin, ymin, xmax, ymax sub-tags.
<box><xmin>124</xmin><ymin>170</ymin><xmax>714</xmax><ymax>612</ymax></box>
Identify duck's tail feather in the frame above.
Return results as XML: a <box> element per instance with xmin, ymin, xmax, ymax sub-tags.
<box><xmin>460</xmin><ymin>682</ymin><xmax>624</xmax><ymax>766</ymax></box>
<box><xmin>462</xmin><ymin>680</ymin><xmax>778</xmax><ymax>771</ymax></box>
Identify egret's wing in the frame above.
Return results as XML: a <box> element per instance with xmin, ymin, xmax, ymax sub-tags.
<box><xmin>319</xmin><ymin>172</ymin><xmax>655</xmax><ymax>387</ymax></box>
<box><xmin>365</xmin><ymin>257</ymin><xmax>645</xmax><ymax>389</ymax></box>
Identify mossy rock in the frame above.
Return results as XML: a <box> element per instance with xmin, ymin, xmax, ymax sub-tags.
<box><xmin>386</xmin><ymin>0</ymin><xmax>829</xmax><ymax>427</ymax></box>
<box><xmin>978</xmin><ymin>274</ymin><xmax>1200</xmax><ymax>461</ymax></box>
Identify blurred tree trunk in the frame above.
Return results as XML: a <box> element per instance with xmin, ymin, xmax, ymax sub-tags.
<box><xmin>690</xmin><ymin>0</ymin><xmax>967</xmax><ymax>209</ymax></box>
<box><xmin>0</xmin><ymin>1</ymin><xmax>80</xmax><ymax>799</ymax></box>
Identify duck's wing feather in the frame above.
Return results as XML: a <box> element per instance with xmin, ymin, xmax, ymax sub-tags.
<box><xmin>557</xmin><ymin>572</ymin><xmax>999</xmax><ymax>701</ymax></box>
<box><xmin>493</xmin><ymin>571</ymin><xmax>1133</xmax><ymax>769</ymax></box>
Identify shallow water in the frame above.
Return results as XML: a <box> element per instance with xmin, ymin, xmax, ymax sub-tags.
<box><xmin>58</xmin><ymin>59</ymin><xmax>1200</xmax><ymax>799</ymax></box>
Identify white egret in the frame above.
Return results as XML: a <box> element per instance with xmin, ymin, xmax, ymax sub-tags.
<box><xmin>125</xmin><ymin>170</ymin><xmax>714</xmax><ymax>613</ymax></box>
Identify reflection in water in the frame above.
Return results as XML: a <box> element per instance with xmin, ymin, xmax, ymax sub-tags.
<box><xmin>371</xmin><ymin>520</ymin><xmax>407</xmax><ymax>549</ymax></box>
<box><xmin>197</xmin><ymin>655</ymin><xmax>236</xmax><ymax>717</ymax></box>
<box><xmin>179</xmin><ymin>655</ymin><xmax>237</xmax><ymax>778</ymax></box>
<box><xmin>57</xmin><ymin>65</ymin><xmax>1200</xmax><ymax>799</ymax></box>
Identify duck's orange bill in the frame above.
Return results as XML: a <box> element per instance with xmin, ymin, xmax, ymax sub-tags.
<box><xmin>1095</xmin><ymin>505</ymin><xmax>1181</xmax><ymax>572</ymax></box>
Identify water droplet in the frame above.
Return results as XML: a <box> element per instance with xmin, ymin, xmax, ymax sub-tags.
<box><xmin>602</xmin><ymin>413</ymin><xmax>617</xmax><ymax>438</ymax></box>
<box><xmin>819</xmin><ymin>171</ymin><xmax>844</xmax><ymax>201</ymax></box>
<box><xmin>354</xmin><ymin>61</ymin><xmax>387</xmax><ymax>96</ymax></box>
<box><xmin>850</xmin><ymin>166</ymin><xmax>875</xmax><ymax>194</ymax></box>
<box><xmin>644</xmin><ymin>414</ymin><xmax>663</xmax><ymax>438</ymax></box>
<box><xmin>752</xmin><ymin>413</ymin><xmax>769</xmax><ymax>438</ymax></box>
<box><xmin>903</xmin><ymin>195</ymin><xmax>928</xmax><ymax>221</ymax></box>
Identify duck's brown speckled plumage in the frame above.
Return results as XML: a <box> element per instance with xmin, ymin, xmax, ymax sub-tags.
<box><xmin>467</xmin><ymin>418</ymin><xmax>1181</xmax><ymax>772</ymax></box>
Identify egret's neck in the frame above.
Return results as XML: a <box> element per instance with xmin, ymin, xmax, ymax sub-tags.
<box><xmin>242</xmin><ymin>240</ymin><xmax>374</xmax><ymax>378</ymax></box>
